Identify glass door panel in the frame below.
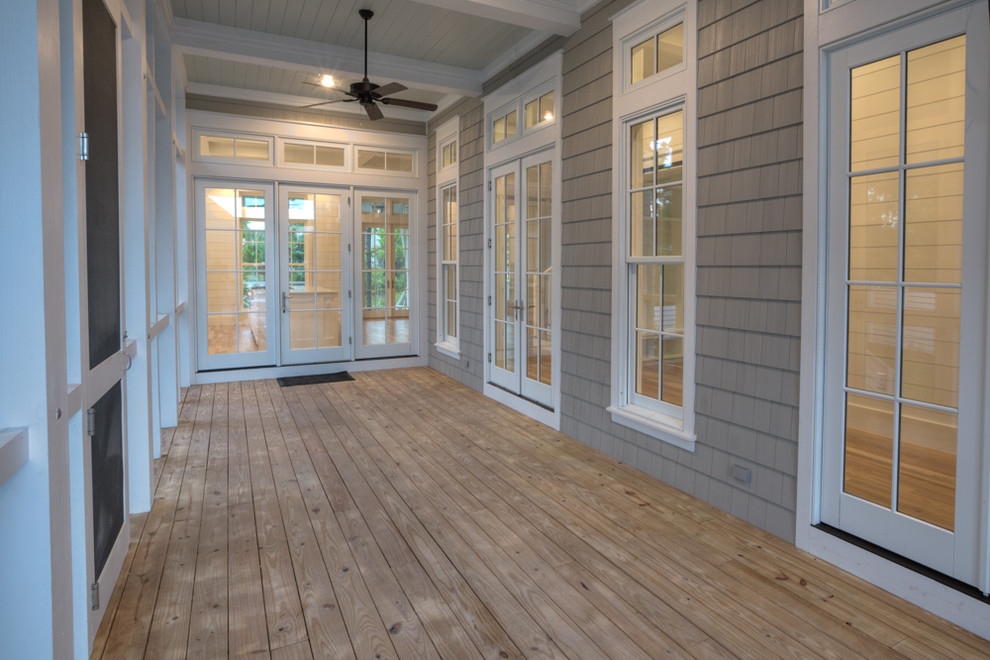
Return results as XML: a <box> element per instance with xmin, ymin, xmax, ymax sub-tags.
<box><xmin>520</xmin><ymin>157</ymin><xmax>553</xmax><ymax>404</ymax></box>
<box><xmin>280</xmin><ymin>187</ymin><xmax>351</xmax><ymax>364</ymax></box>
<box><xmin>823</xmin><ymin>8</ymin><xmax>987</xmax><ymax>587</ymax></box>
<box><xmin>197</xmin><ymin>181</ymin><xmax>276</xmax><ymax>370</ymax></box>
<box><xmin>490</xmin><ymin>164</ymin><xmax>518</xmax><ymax>391</ymax></box>
<box><xmin>355</xmin><ymin>193</ymin><xmax>414</xmax><ymax>358</ymax></box>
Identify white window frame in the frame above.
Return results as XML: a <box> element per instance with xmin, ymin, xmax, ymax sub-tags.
<box><xmin>486</xmin><ymin>80</ymin><xmax>559</xmax><ymax>152</ymax></box>
<box><xmin>193</xmin><ymin>129</ymin><xmax>275</xmax><ymax>166</ymax></box>
<box><xmin>354</xmin><ymin>146</ymin><xmax>419</xmax><ymax>177</ymax></box>
<box><xmin>609</xmin><ymin>0</ymin><xmax>697</xmax><ymax>451</ymax></box>
<box><xmin>276</xmin><ymin>137</ymin><xmax>350</xmax><ymax>171</ymax></box>
<box><xmin>619</xmin><ymin>5</ymin><xmax>687</xmax><ymax>96</ymax></box>
<box><xmin>435</xmin><ymin>116</ymin><xmax>460</xmax><ymax>357</ymax></box>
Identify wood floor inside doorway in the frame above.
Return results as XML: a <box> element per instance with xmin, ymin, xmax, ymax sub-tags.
<box><xmin>92</xmin><ymin>368</ymin><xmax>989</xmax><ymax>659</ymax></box>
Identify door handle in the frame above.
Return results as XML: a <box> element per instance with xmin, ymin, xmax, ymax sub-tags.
<box><xmin>281</xmin><ymin>291</ymin><xmax>292</xmax><ymax>313</ymax></box>
<box><xmin>508</xmin><ymin>300</ymin><xmax>525</xmax><ymax>317</ymax></box>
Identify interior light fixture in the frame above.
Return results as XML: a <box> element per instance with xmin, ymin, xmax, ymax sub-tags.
<box><xmin>319</xmin><ymin>74</ymin><xmax>335</xmax><ymax>88</ymax></box>
<box><xmin>543</xmin><ymin>111</ymin><xmax>554</xmax><ymax>122</ymax></box>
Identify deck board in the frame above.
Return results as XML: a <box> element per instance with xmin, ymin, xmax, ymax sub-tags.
<box><xmin>94</xmin><ymin>368</ymin><xmax>990</xmax><ymax>659</ymax></box>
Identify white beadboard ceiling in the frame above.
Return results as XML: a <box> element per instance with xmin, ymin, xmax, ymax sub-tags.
<box><xmin>172</xmin><ymin>0</ymin><xmax>594</xmax><ymax>120</ymax></box>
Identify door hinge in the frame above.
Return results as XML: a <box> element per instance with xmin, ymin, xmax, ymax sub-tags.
<box><xmin>86</xmin><ymin>408</ymin><xmax>96</xmax><ymax>437</ymax></box>
<box><xmin>348</xmin><ymin>336</ymin><xmax>352</xmax><ymax>345</ymax></box>
<box><xmin>90</xmin><ymin>582</ymin><xmax>99</xmax><ymax>611</ymax></box>
<box><xmin>488</xmin><ymin>295</ymin><xmax>492</xmax><ymax>306</ymax></box>
<box><xmin>488</xmin><ymin>181</ymin><xmax>492</xmax><ymax>191</ymax></box>
<box><xmin>488</xmin><ymin>352</ymin><xmax>492</xmax><ymax>363</ymax></box>
<box><xmin>347</xmin><ymin>243</ymin><xmax>352</xmax><ymax>253</ymax></box>
<box><xmin>79</xmin><ymin>132</ymin><xmax>89</xmax><ymax>161</ymax></box>
<box><xmin>487</xmin><ymin>238</ymin><xmax>492</xmax><ymax>249</ymax></box>
<box><xmin>348</xmin><ymin>290</ymin><xmax>352</xmax><ymax>299</ymax></box>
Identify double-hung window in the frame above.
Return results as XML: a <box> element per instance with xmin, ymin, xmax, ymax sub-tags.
<box><xmin>435</xmin><ymin>117</ymin><xmax>460</xmax><ymax>356</ymax></box>
<box><xmin>609</xmin><ymin>0</ymin><xmax>696</xmax><ymax>449</ymax></box>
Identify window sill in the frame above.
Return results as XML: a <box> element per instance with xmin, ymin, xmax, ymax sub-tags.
<box><xmin>434</xmin><ymin>342</ymin><xmax>460</xmax><ymax>360</ymax></box>
<box><xmin>607</xmin><ymin>404</ymin><xmax>696</xmax><ymax>451</ymax></box>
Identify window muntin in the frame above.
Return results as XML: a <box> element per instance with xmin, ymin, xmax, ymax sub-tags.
<box><xmin>841</xmin><ymin>35</ymin><xmax>966</xmax><ymax>530</ymax></box>
<box><xmin>630</xmin><ymin>21</ymin><xmax>684</xmax><ymax>85</ymax></box>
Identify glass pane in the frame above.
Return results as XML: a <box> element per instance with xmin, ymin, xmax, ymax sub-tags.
<box><xmin>526</xmin><ymin>165</ymin><xmax>539</xmax><ymax>219</ymax></box>
<box><xmin>539</xmin><ymin>330</ymin><xmax>552</xmax><ymax>385</ymax></box>
<box><xmin>657</xmin><ymin>23</ymin><xmax>684</xmax><ymax>74</ymax></box>
<box><xmin>540</xmin><ymin>217</ymin><xmax>551</xmax><ymax>273</ymax></box>
<box><xmin>240</xmin><ymin>273</ymin><xmax>266</xmax><ymax>312</ymax></box>
<box><xmin>205</xmin><ymin>271</ymin><xmax>237</xmax><ymax>313</ymax></box>
<box><xmin>445</xmin><ymin>264</ymin><xmax>457</xmax><ymax>301</ymax></box>
<box><xmin>204</xmin><ymin>188</ymin><xmax>236</xmax><ymax>229</ymax></box>
<box><xmin>358</xmin><ymin>150</ymin><xmax>385</xmax><ymax>170</ymax></box>
<box><xmin>630</xmin><ymin>119</ymin><xmax>655</xmax><ymax>190</ymax></box>
<box><xmin>316</xmin><ymin>310</ymin><xmax>341</xmax><ymax>348</ymax></box>
<box><xmin>390</xmin><ymin>198</ymin><xmax>410</xmax><ymax>228</ymax></box>
<box><xmin>631</xmin><ymin>37</ymin><xmax>655</xmax><ymax>84</ymax></box>
<box><xmin>496</xmin><ymin>320</ymin><xmax>506</xmax><ymax>368</ymax></box>
<box><xmin>540</xmin><ymin>162</ymin><xmax>552</xmax><ymax>217</ymax></box>
<box><xmin>505</xmin><ymin>322</ymin><xmax>515</xmax><ymax>372</ymax></box>
<box><xmin>240</xmin><ymin>313</ymin><xmax>266</xmax><ymax>351</ymax></box>
<box><xmin>540</xmin><ymin>91</ymin><xmax>555</xmax><ymax>123</ymax></box>
<box><xmin>527</xmin><ymin>220</ymin><xmax>539</xmax><ymax>272</ymax></box>
<box><xmin>898</xmin><ymin>404</ymin><xmax>956</xmax><ymax>530</ymax></box>
<box><xmin>237</xmin><ymin>139</ymin><xmax>269</xmax><ymax>160</ymax></box>
<box><xmin>525</xmin><ymin>99</ymin><xmax>539</xmax><ymax>128</ymax></box>
<box><xmin>850</xmin><ymin>55</ymin><xmax>901</xmax><ymax>171</ymax></box>
<box><xmin>636</xmin><ymin>264</ymin><xmax>661</xmax><ymax>332</ymax></box>
<box><xmin>200</xmin><ymin>135</ymin><xmax>234</xmax><ymax>158</ymax></box>
<box><xmin>656</xmin><ymin>111</ymin><xmax>683</xmax><ymax>185</ymax></box>
<box><xmin>630</xmin><ymin>190</ymin><xmax>653</xmax><ymax>257</ymax></box>
<box><xmin>661</xmin><ymin>336</ymin><xmax>683</xmax><ymax>406</ymax></box>
<box><xmin>290</xmin><ymin>310</ymin><xmax>316</xmax><ymax>350</ymax></box>
<box><xmin>527</xmin><ymin>327</ymin><xmax>539</xmax><ymax>381</ymax></box>
<box><xmin>387</xmin><ymin>152</ymin><xmax>413</xmax><ymax>172</ymax></box>
<box><xmin>904</xmin><ymin>164</ymin><xmax>963</xmax><ymax>284</ymax></box>
<box><xmin>901</xmin><ymin>287</ymin><xmax>959</xmax><ymax>408</ymax></box>
<box><xmin>906</xmin><ymin>35</ymin><xmax>965</xmax><ymax>164</ymax></box>
<box><xmin>849</xmin><ymin>172</ymin><xmax>899</xmax><ymax>282</ymax></box>
<box><xmin>315</xmin><ymin>146</ymin><xmax>345</xmax><ymax>167</ymax></box>
<box><xmin>314</xmin><ymin>233</ymin><xmax>340</xmax><ymax>272</ymax></box>
<box><xmin>846</xmin><ymin>285</ymin><xmax>897</xmax><ymax>395</ymax></box>
<box><xmin>656</xmin><ymin>185</ymin><xmax>682</xmax><ymax>256</ymax></box>
<box><xmin>314</xmin><ymin>194</ymin><xmax>340</xmax><ymax>233</ymax></box>
<box><xmin>207</xmin><ymin>314</ymin><xmax>237</xmax><ymax>355</ymax></box>
<box><xmin>315</xmin><ymin>272</ymin><xmax>341</xmax><ymax>309</ymax></box>
<box><xmin>636</xmin><ymin>332</ymin><xmax>659</xmax><ymax>399</ymax></box>
<box><xmin>843</xmin><ymin>392</ymin><xmax>894</xmax><ymax>507</ymax></box>
<box><xmin>662</xmin><ymin>264</ymin><xmax>684</xmax><ymax>333</ymax></box>
<box><xmin>506</xmin><ymin>110</ymin><xmax>517</xmax><ymax>138</ymax></box>
<box><xmin>284</xmin><ymin>143</ymin><xmax>314</xmax><ymax>164</ymax></box>
<box><xmin>526</xmin><ymin>275</ymin><xmax>538</xmax><ymax>326</ymax></box>
<box><xmin>495</xmin><ymin>271</ymin><xmax>506</xmax><ymax>321</ymax></box>
<box><xmin>493</xmin><ymin>117</ymin><xmax>505</xmax><ymax>143</ymax></box>
<box><xmin>446</xmin><ymin>301</ymin><xmax>457</xmax><ymax>338</ymax></box>
<box><xmin>539</xmin><ymin>274</ymin><xmax>551</xmax><ymax>330</ymax></box>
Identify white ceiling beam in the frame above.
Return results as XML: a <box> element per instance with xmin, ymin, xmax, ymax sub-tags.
<box><xmin>412</xmin><ymin>0</ymin><xmax>581</xmax><ymax>36</ymax></box>
<box><xmin>171</xmin><ymin>17</ymin><xmax>483</xmax><ymax>97</ymax></box>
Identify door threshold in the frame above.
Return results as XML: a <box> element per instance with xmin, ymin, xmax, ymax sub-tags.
<box><xmin>815</xmin><ymin>523</ymin><xmax>990</xmax><ymax>603</ymax></box>
<box><xmin>482</xmin><ymin>382</ymin><xmax>559</xmax><ymax>430</ymax></box>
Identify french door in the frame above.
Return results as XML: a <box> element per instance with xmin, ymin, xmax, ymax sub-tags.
<box><xmin>197</xmin><ymin>183</ymin><xmax>416</xmax><ymax>368</ymax></box>
<box><xmin>489</xmin><ymin>152</ymin><xmax>554</xmax><ymax>407</ymax></box>
<box><xmin>821</xmin><ymin>4</ymin><xmax>988</xmax><ymax>587</ymax></box>
<box><xmin>354</xmin><ymin>192</ymin><xmax>414</xmax><ymax>358</ymax></box>
<box><xmin>280</xmin><ymin>186</ymin><xmax>351</xmax><ymax>364</ymax></box>
<box><xmin>196</xmin><ymin>181</ymin><xmax>277</xmax><ymax>370</ymax></box>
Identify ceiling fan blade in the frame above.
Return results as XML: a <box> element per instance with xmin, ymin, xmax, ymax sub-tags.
<box><xmin>363</xmin><ymin>102</ymin><xmax>384</xmax><ymax>121</ymax></box>
<box><xmin>380</xmin><ymin>97</ymin><xmax>439</xmax><ymax>112</ymax></box>
<box><xmin>298</xmin><ymin>98</ymin><xmax>352</xmax><ymax>109</ymax></box>
<box><xmin>373</xmin><ymin>82</ymin><xmax>407</xmax><ymax>98</ymax></box>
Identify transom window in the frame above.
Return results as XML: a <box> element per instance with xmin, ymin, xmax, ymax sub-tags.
<box><xmin>525</xmin><ymin>91</ymin><xmax>555</xmax><ymax>128</ymax></box>
<box><xmin>488</xmin><ymin>84</ymin><xmax>557</xmax><ymax>150</ymax></box>
<box><xmin>356</xmin><ymin>148</ymin><xmax>415</xmax><ymax>174</ymax></box>
<box><xmin>197</xmin><ymin>132</ymin><xmax>272</xmax><ymax>163</ymax></box>
<box><xmin>492</xmin><ymin>109</ymin><xmax>518</xmax><ymax>144</ymax></box>
<box><xmin>282</xmin><ymin>140</ymin><xmax>346</xmax><ymax>168</ymax></box>
<box><xmin>630</xmin><ymin>22</ymin><xmax>684</xmax><ymax>85</ymax></box>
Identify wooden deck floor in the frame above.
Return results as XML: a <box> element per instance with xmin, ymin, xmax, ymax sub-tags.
<box><xmin>92</xmin><ymin>368</ymin><xmax>990</xmax><ymax>659</ymax></box>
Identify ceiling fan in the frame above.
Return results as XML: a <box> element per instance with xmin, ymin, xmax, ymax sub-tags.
<box><xmin>303</xmin><ymin>9</ymin><xmax>438</xmax><ymax>121</ymax></box>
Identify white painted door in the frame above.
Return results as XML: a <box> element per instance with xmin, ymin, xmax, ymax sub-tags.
<box><xmin>354</xmin><ymin>192</ymin><xmax>415</xmax><ymax>359</ymax></box>
<box><xmin>489</xmin><ymin>153</ymin><xmax>555</xmax><ymax>407</ymax></box>
<box><xmin>280</xmin><ymin>186</ymin><xmax>352</xmax><ymax>364</ymax></box>
<box><xmin>821</xmin><ymin>3</ymin><xmax>989</xmax><ymax>588</ymax></box>
<box><xmin>196</xmin><ymin>181</ymin><xmax>277</xmax><ymax>370</ymax></box>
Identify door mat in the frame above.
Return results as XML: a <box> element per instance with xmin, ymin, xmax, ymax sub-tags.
<box><xmin>277</xmin><ymin>372</ymin><xmax>355</xmax><ymax>387</ymax></box>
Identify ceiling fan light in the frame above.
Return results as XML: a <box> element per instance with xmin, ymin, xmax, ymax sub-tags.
<box><xmin>319</xmin><ymin>74</ymin><xmax>335</xmax><ymax>88</ymax></box>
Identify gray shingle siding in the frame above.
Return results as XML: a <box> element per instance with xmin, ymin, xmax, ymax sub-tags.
<box><xmin>427</xmin><ymin>0</ymin><xmax>802</xmax><ymax>543</ymax></box>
